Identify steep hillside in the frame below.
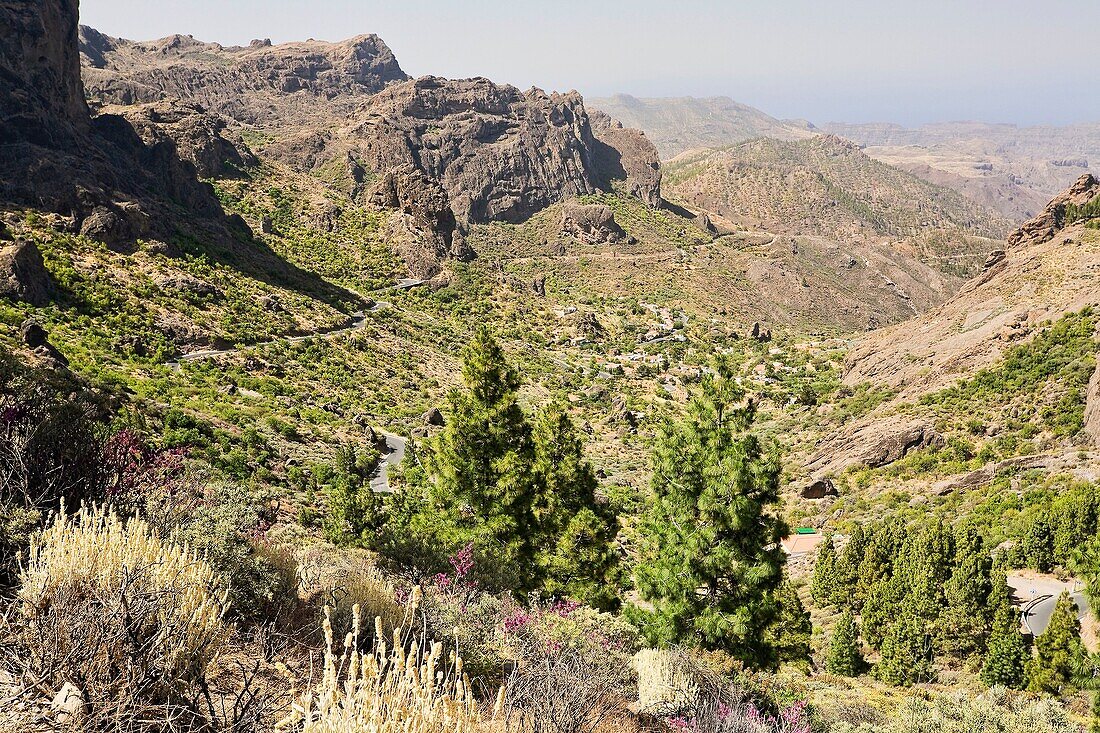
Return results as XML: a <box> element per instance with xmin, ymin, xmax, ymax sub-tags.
<box><xmin>589</xmin><ymin>94</ymin><xmax>817</xmax><ymax>159</ymax></box>
<box><xmin>790</xmin><ymin>175</ymin><xmax>1100</xmax><ymax>522</ymax></box>
<box><xmin>664</xmin><ymin>135</ymin><xmax>1011</xmax><ymax>241</ymax></box>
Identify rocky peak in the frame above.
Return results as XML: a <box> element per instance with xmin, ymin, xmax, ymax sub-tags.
<box><xmin>1008</xmin><ymin>173</ymin><xmax>1100</xmax><ymax>247</ymax></box>
<box><xmin>79</xmin><ymin>27</ymin><xmax>409</xmax><ymax>123</ymax></box>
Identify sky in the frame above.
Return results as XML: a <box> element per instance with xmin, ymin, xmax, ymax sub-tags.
<box><xmin>79</xmin><ymin>0</ymin><xmax>1100</xmax><ymax>126</ymax></box>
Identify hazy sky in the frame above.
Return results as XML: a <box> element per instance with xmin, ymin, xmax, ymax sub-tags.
<box><xmin>79</xmin><ymin>0</ymin><xmax>1100</xmax><ymax>126</ymax></box>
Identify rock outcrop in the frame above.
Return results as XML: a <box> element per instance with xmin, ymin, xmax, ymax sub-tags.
<box><xmin>80</xmin><ymin>28</ymin><xmax>408</xmax><ymax>124</ymax></box>
<box><xmin>76</xmin><ymin>31</ymin><xmax>665</xmax><ymax>275</ymax></box>
<box><xmin>0</xmin><ymin>239</ymin><xmax>54</xmax><ymax>305</ymax></box>
<box><xmin>367</xmin><ymin>166</ymin><xmax>470</xmax><ymax>279</ymax></box>
<box><xmin>1087</xmin><ymin>353</ymin><xmax>1100</xmax><ymax>448</ymax></box>
<box><xmin>589</xmin><ymin>111</ymin><xmax>662</xmax><ymax>208</ymax></box>
<box><xmin>0</xmin><ymin>0</ymin><xmax>232</xmax><ymax>245</ymax></box>
<box><xmin>112</xmin><ymin>101</ymin><xmax>257</xmax><ymax>178</ymax></box>
<box><xmin>1007</xmin><ymin>173</ymin><xmax>1100</xmax><ymax>247</ymax></box>
<box><xmin>560</xmin><ymin>203</ymin><xmax>630</xmax><ymax>245</ymax></box>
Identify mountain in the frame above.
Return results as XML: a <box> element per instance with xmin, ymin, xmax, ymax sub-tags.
<box><xmin>0</xmin><ymin>0</ymin><xmax>234</xmax><ymax>244</ymax></box>
<box><xmin>799</xmin><ymin>174</ymin><xmax>1100</xmax><ymax>501</ymax></box>
<box><xmin>588</xmin><ymin>94</ymin><xmax>816</xmax><ymax>160</ymax></box>
<box><xmin>78</xmin><ymin>29</ymin><xmax>663</xmax><ymax>278</ymax></box>
<box><xmin>821</xmin><ymin>120</ymin><xmax>1100</xmax><ymax>219</ymax></box>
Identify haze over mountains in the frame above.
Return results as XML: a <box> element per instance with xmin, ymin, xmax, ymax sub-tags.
<box><xmin>590</xmin><ymin>95</ymin><xmax>1099</xmax><ymax>222</ymax></box>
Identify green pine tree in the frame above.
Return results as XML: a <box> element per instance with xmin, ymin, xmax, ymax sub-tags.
<box><xmin>833</xmin><ymin>524</ymin><xmax>867</xmax><ymax>607</ymax></box>
<box><xmin>861</xmin><ymin>574</ymin><xmax>904</xmax><ymax>650</ymax></box>
<box><xmin>825</xmin><ymin>610</ymin><xmax>864</xmax><ymax>677</ymax></box>
<box><xmin>874</xmin><ymin>608</ymin><xmax>934</xmax><ymax>687</ymax></box>
<box><xmin>980</xmin><ymin>571</ymin><xmax>1027</xmax><ymax>689</ymax></box>
<box><xmin>1028</xmin><ymin>591</ymin><xmax>1086</xmax><ymax>694</ymax></box>
<box><xmin>631</xmin><ymin>363</ymin><xmax>787</xmax><ymax>669</ymax></box>
<box><xmin>894</xmin><ymin>518</ymin><xmax>954</xmax><ymax>622</ymax></box>
<box><xmin>770</xmin><ymin>580</ymin><xmax>811</xmax><ymax>667</ymax></box>
<box><xmin>388</xmin><ymin>327</ymin><xmax>540</xmax><ymax>593</ymax></box>
<box><xmin>935</xmin><ymin>525</ymin><xmax>993</xmax><ymax>659</ymax></box>
<box><xmin>811</xmin><ymin>533</ymin><xmax>839</xmax><ymax>607</ymax></box>
<box><xmin>531</xmin><ymin>403</ymin><xmax>621</xmax><ymax>609</ymax></box>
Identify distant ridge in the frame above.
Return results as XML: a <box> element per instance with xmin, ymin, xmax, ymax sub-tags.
<box><xmin>588</xmin><ymin>94</ymin><xmax>816</xmax><ymax>159</ymax></box>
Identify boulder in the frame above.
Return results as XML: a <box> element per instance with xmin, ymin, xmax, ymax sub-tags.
<box><xmin>859</xmin><ymin>422</ymin><xmax>945</xmax><ymax>469</ymax></box>
<box><xmin>531</xmin><ymin>275</ymin><xmax>546</xmax><ymax>297</ymax></box>
<box><xmin>0</xmin><ymin>239</ymin><xmax>54</xmax><ymax>305</ymax></box>
<box><xmin>422</xmin><ymin>407</ymin><xmax>445</xmax><ymax>427</ymax></box>
<box><xmin>801</xmin><ymin>478</ymin><xmax>838</xmax><ymax>500</ymax></box>
<box><xmin>20</xmin><ymin>319</ymin><xmax>48</xmax><ymax>348</ymax></box>
<box><xmin>560</xmin><ymin>204</ymin><xmax>630</xmax><ymax>245</ymax></box>
<box><xmin>749</xmin><ymin>322</ymin><xmax>772</xmax><ymax>342</ymax></box>
<box><xmin>694</xmin><ymin>212</ymin><xmax>720</xmax><ymax>236</ymax></box>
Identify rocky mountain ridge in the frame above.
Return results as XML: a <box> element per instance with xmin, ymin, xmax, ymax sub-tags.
<box><xmin>77</xmin><ymin>26</ymin><xmax>663</xmax><ymax>277</ymax></box>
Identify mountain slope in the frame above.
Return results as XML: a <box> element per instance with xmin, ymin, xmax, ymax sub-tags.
<box><xmin>588</xmin><ymin>94</ymin><xmax>816</xmax><ymax>159</ymax></box>
<box><xmin>78</xmin><ymin>28</ymin><xmax>663</xmax><ymax>279</ymax></box>
<box><xmin>795</xmin><ymin>175</ymin><xmax>1100</xmax><ymax>507</ymax></box>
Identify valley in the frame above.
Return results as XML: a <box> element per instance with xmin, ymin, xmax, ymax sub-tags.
<box><xmin>2</xmin><ymin>1</ymin><xmax>1100</xmax><ymax>731</ymax></box>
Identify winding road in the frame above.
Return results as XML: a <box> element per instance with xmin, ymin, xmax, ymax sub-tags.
<box><xmin>166</xmin><ymin>278</ymin><xmax>426</xmax><ymax>366</ymax></box>
<box><xmin>369</xmin><ymin>432</ymin><xmax>408</xmax><ymax>493</ymax></box>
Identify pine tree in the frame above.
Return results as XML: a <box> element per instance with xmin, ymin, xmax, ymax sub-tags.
<box><xmin>894</xmin><ymin>518</ymin><xmax>954</xmax><ymax>622</ymax></box>
<box><xmin>936</xmin><ymin>524</ymin><xmax>993</xmax><ymax>659</ymax></box>
<box><xmin>980</xmin><ymin>571</ymin><xmax>1027</xmax><ymax>689</ymax></box>
<box><xmin>632</xmin><ymin>363</ymin><xmax>786</xmax><ymax>668</ymax></box>
<box><xmin>855</xmin><ymin>522</ymin><xmax>898</xmax><ymax>606</ymax></box>
<box><xmin>874</xmin><ymin>608</ymin><xmax>934</xmax><ymax>687</ymax></box>
<box><xmin>392</xmin><ymin>327</ymin><xmax>540</xmax><ymax>593</ymax></box>
<box><xmin>833</xmin><ymin>524</ymin><xmax>866</xmax><ymax>607</ymax></box>
<box><xmin>1028</xmin><ymin>591</ymin><xmax>1086</xmax><ymax>694</ymax></box>
<box><xmin>532</xmin><ymin>403</ymin><xmax>621</xmax><ymax>610</ymax></box>
<box><xmin>770</xmin><ymin>580</ymin><xmax>811</xmax><ymax>667</ymax></box>
<box><xmin>861</xmin><ymin>574</ymin><xmax>904</xmax><ymax>650</ymax></box>
<box><xmin>825</xmin><ymin>610</ymin><xmax>864</xmax><ymax>677</ymax></box>
<box><xmin>811</xmin><ymin>533</ymin><xmax>839</xmax><ymax>607</ymax></box>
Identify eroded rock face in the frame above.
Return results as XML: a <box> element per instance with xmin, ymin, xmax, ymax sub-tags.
<box><xmin>80</xmin><ymin>28</ymin><xmax>408</xmax><ymax>124</ymax></box>
<box><xmin>352</xmin><ymin>77</ymin><xmax>603</xmax><ymax>224</ymax></box>
<box><xmin>589</xmin><ymin>111</ymin><xmax>662</xmax><ymax>208</ymax></box>
<box><xmin>1086</xmin><ymin>353</ymin><xmax>1100</xmax><ymax>448</ymax></box>
<box><xmin>0</xmin><ymin>0</ymin><xmax>232</xmax><ymax>246</ymax></box>
<box><xmin>368</xmin><ymin>166</ymin><xmax>470</xmax><ymax>279</ymax></box>
<box><xmin>1</xmin><ymin>0</ymin><xmax>88</xmax><ymax>144</ymax></box>
<box><xmin>0</xmin><ymin>239</ymin><xmax>54</xmax><ymax>305</ymax></box>
<box><xmin>1008</xmin><ymin>173</ymin><xmax>1100</xmax><ymax>247</ymax></box>
<box><xmin>113</xmin><ymin>101</ymin><xmax>257</xmax><ymax>178</ymax></box>
<box><xmin>560</xmin><ymin>203</ymin><xmax>630</xmax><ymax>245</ymax></box>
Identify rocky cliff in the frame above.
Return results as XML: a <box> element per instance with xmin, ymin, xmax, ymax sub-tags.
<box><xmin>76</xmin><ymin>28</ymin><xmax>663</xmax><ymax>274</ymax></box>
<box><xmin>0</xmin><ymin>0</ymin><xmax>233</xmax><ymax>245</ymax></box>
<box><xmin>80</xmin><ymin>28</ymin><xmax>409</xmax><ymax>124</ymax></box>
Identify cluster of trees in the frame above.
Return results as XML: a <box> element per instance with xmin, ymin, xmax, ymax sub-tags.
<box><xmin>376</xmin><ymin>328</ymin><xmax>621</xmax><ymax>609</ymax></box>
<box><xmin>328</xmin><ymin>333</ymin><xmax>807</xmax><ymax>668</ymax></box>
<box><xmin>813</xmin><ymin>519</ymin><xmax>1089</xmax><ymax>691</ymax></box>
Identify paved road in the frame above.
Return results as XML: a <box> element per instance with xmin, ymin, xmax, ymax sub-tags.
<box><xmin>167</xmin><ymin>300</ymin><xmax>392</xmax><ymax>366</ymax></box>
<box><xmin>1008</xmin><ymin>572</ymin><xmax>1091</xmax><ymax>636</ymax></box>
<box><xmin>1023</xmin><ymin>591</ymin><xmax>1091</xmax><ymax>636</ymax></box>
<box><xmin>369</xmin><ymin>432</ymin><xmax>408</xmax><ymax>493</ymax></box>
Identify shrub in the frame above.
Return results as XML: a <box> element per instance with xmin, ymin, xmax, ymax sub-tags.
<box><xmin>280</xmin><ymin>604</ymin><xmax>483</xmax><ymax>733</ymax></box>
<box><xmin>18</xmin><ymin>505</ymin><xmax>230</xmax><ymax>717</ymax></box>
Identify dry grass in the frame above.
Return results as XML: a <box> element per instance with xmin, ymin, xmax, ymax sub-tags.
<box><xmin>280</xmin><ymin>595</ymin><xmax>487</xmax><ymax>733</ymax></box>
